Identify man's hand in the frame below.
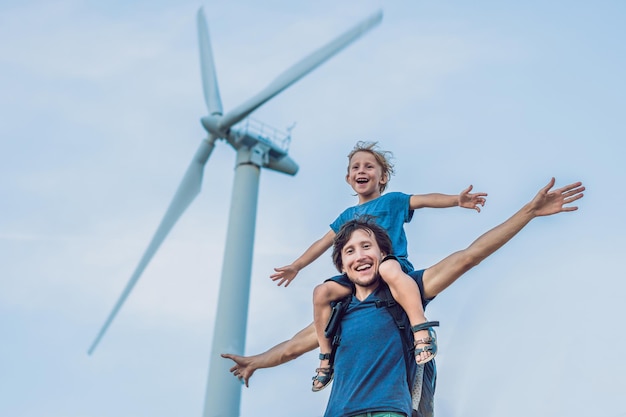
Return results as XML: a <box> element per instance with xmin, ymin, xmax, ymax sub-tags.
<box><xmin>458</xmin><ymin>185</ymin><xmax>488</xmax><ymax>212</ymax></box>
<box><xmin>221</xmin><ymin>353</ymin><xmax>256</xmax><ymax>388</ymax></box>
<box><xmin>270</xmin><ymin>265</ymin><xmax>298</xmax><ymax>287</ymax></box>
<box><xmin>530</xmin><ymin>178</ymin><xmax>585</xmax><ymax>217</ymax></box>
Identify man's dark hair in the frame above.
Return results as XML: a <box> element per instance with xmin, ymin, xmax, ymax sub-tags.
<box><xmin>331</xmin><ymin>215</ymin><xmax>393</xmax><ymax>272</ymax></box>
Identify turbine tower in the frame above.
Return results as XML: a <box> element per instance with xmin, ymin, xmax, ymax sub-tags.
<box><xmin>88</xmin><ymin>8</ymin><xmax>382</xmax><ymax>416</ymax></box>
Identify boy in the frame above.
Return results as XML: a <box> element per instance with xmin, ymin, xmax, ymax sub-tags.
<box><xmin>270</xmin><ymin>141</ymin><xmax>487</xmax><ymax>390</ymax></box>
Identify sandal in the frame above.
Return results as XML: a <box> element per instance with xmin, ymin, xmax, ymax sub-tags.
<box><xmin>311</xmin><ymin>353</ymin><xmax>333</xmax><ymax>392</ymax></box>
<box><xmin>411</xmin><ymin>321</ymin><xmax>439</xmax><ymax>365</ymax></box>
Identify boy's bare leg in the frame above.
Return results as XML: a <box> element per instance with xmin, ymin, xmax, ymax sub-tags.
<box><xmin>312</xmin><ymin>281</ymin><xmax>352</xmax><ymax>390</ymax></box>
<box><xmin>221</xmin><ymin>322</ymin><xmax>317</xmax><ymax>387</ymax></box>
<box><xmin>379</xmin><ymin>259</ymin><xmax>433</xmax><ymax>364</ymax></box>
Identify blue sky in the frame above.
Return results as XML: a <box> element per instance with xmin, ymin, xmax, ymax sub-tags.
<box><xmin>1</xmin><ymin>1</ymin><xmax>625</xmax><ymax>416</ymax></box>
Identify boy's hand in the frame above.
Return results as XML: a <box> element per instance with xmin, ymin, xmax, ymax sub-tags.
<box><xmin>459</xmin><ymin>185</ymin><xmax>488</xmax><ymax>212</ymax></box>
<box><xmin>270</xmin><ymin>265</ymin><xmax>298</xmax><ymax>287</ymax></box>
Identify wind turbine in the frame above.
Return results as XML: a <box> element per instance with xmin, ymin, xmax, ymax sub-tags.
<box><xmin>88</xmin><ymin>8</ymin><xmax>383</xmax><ymax>417</ymax></box>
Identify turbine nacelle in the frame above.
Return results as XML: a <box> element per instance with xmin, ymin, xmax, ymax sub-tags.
<box><xmin>201</xmin><ymin>115</ymin><xmax>299</xmax><ymax>175</ymax></box>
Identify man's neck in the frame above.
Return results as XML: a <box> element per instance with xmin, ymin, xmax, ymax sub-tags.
<box><xmin>354</xmin><ymin>280</ymin><xmax>380</xmax><ymax>301</ymax></box>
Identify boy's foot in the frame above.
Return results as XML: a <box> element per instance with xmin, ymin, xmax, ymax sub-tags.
<box><xmin>411</xmin><ymin>321</ymin><xmax>439</xmax><ymax>365</ymax></box>
<box><xmin>311</xmin><ymin>353</ymin><xmax>333</xmax><ymax>392</ymax></box>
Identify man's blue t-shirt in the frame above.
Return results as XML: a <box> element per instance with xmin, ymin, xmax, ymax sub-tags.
<box><xmin>323</xmin><ymin>289</ymin><xmax>414</xmax><ymax>417</ymax></box>
<box><xmin>323</xmin><ymin>269</ymin><xmax>433</xmax><ymax>417</ymax></box>
<box><xmin>330</xmin><ymin>192</ymin><xmax>415</xmax><ymax>272</ymax></box>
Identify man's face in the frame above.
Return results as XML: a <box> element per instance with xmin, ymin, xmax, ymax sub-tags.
<box><xmin>340</xmin><ymin>228</ymin><xmax>385</xmax><ymax>288</ymax></box>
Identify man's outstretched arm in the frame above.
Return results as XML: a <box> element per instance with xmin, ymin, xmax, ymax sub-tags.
<box><xmin>422</xmin><ymin>178</ymin><xmax>585</xmax><ymax>298</ymax></box>
<box><xmin>221</xmin><ymin>322</ymin><xmax>318</xmax><ymax>387</ymax></box>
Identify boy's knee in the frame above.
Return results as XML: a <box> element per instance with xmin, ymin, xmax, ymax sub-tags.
<box><xmin>313</xmin><ymin>282</ymin><xmax>350</xmax><ymax>305</ymax></box>
<box><xmin>313</xmin><ymin>283</ymin><xmax>333</xmax><ymax>305</ymax></box>
<box><xmin>379</xmin><ymin>259</ymin><xmax>403</xmax><ymax>283</ymax></box>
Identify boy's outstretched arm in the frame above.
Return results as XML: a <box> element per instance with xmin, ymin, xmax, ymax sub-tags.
<box><xmin>410</xmin><ymin>185</ymin><xmax>487</xmax><ymax>212</ymax></box>
<box><xmin>270</xmin><ymin>230</ymin><xmax>336</xmax><ymax>287</ymax></box>
<box><xmin>421</xmin><ymin>178</ymin><xmax>584</xmax><ymax>299</ymax></box>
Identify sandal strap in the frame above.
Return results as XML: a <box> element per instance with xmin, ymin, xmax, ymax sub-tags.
<box><xmin>312</xmin><ymin>366</ymin><xmax>333</xmax><ymax>391</ymax></box>
<box><xmin>319</xmin><ymin>352</ymin><xmax>331</xmax><ymax>361</ymax></box>
<box><xmin>414</xmin><ymin>336</ymin><xmax>433</xmax><ymax>346</ymax></box>
<box><xmin>411</xmin><ymin>321</ymin><xmax>439</xmax><ymax>333</ymax></box>
<box><xmin>412</xmin><ymin>321</ymin><xmax>438</xmax><ymax>364</ymax></box>
<box><xmin>414</xmin><ymin>345</ymin><xmax>435</xmax><ymax>355</ymax></box>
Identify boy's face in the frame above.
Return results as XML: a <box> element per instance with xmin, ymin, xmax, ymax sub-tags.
<box><xmin>340</xmin><ymin>228</ymin><xmax>384</xmax><ymax>288</ymax></box>
<box><xmin>345</xmin><ymin>151</ymin><xmax>387</xmax><ymax>197</ymax></box>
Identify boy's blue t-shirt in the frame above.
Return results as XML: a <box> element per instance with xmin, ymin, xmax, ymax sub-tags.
<box><xmin>330</xmin><ymin>192</ymin><xmax>414</xmax><ymax>271</ymax></box>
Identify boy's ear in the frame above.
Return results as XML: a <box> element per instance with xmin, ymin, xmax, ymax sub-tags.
<box><xmin>380</xmin><ymin>173</ymin><xmax>388</xmax><ymax>185</ymax></box>
<box><xmin>345</xmin><ymin>174</ymin><xmax>351</xmax><ymax>184</ymax></box>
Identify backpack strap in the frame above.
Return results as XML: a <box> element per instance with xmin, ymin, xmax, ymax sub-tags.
<box><xmin>324</xmin><ymin>295</ymin><xmax>352</xmax><ymax>369</ymax></box>
<box><xmin>375</xmin><ymin>282</ymin><xmax>415</xmax><ymax>391</ymax></box>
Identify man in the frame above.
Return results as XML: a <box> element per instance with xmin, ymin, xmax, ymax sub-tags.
<box><xmin>321</xmin><ymin>215</ymin><xmax>427</xmax><ymax>416</ymax></box>
<box><xmin>222</xmin><ymin>178</ymin><xmax>585</xmax><ymax>416</ymax></box>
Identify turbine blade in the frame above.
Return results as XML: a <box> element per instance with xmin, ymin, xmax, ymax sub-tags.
<box><xmin>88</xmin><ymin>137</ymin><xmax>217</xmax><ymax>355</ymax></box>
<box><xmin>197</xmin><ymin>8</ymin><xmax>223</xmax><ymax>115</ymax></box>
<box><xmin>219</xmin><ymin>10</ymin><xmax>383</xmax><ymax>130</ymax></box>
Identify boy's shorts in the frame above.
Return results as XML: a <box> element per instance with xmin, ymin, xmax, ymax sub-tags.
<box><xmin>325</xmin><ymin>262</ymin><xmax>433</xmax><ymax>309</ymax></box>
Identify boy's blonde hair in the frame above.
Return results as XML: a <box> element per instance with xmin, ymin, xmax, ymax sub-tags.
<box><xmin>347</xmin><ymin>141</ymin><xmax>395</xmax><ymax>193</ymax></box>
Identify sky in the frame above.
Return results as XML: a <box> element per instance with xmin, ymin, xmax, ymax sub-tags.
<box><xmin>1</xmin><ymin>0</ymin><xmax>625</xmax><ymax>416</ymax></box>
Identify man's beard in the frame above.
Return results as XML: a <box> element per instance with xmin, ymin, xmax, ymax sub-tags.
<box><xmin>351</xmin><ymin>272</ymin><xmax>381</xmax><ymax>288</ymax></box>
